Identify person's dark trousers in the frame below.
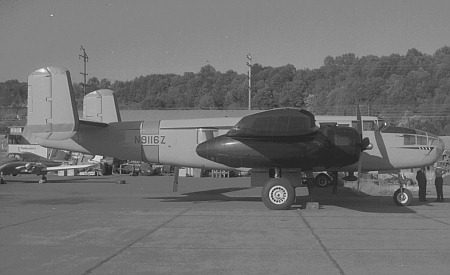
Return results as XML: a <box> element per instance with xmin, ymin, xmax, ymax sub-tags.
<box><xmin>435</xmin><ymin>177</ymin><xmax>444</xmax><ymax>202</ymax></box>
<box><xmin>419</xmin><ymin>182</ymin><xmax>427</xmax><ymax>201</ymax></box>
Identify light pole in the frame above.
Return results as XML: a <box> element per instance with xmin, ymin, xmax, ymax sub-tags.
<box><xmin>79</xmin><ymin>46</ymin><xmax>89</xmax><ymax>96</ymax></box>
<box><xmin>247</xmin><ymin>53</ymin><xmax>252</xmax><ymax>110</ymax></box>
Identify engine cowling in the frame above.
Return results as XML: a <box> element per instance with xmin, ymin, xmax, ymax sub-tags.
<box><xmin>196</xmin><ymin>109</ymin><xmax>362</xmax><ymax>169</ymax></box>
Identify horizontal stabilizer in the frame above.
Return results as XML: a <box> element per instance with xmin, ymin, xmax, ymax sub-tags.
<box><xmin>24</xmin><ymin>67</ymin><xmax>79</xmax><ymax>141</ymax></box>
<box><xmin>83</xmin><ymin>89</ymin><xmax>121</xmax><ymax>123</ymax></box>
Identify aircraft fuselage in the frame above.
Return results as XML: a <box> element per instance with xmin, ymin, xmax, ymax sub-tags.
<box><xmin>35</xmin><ymin>117</ymin><xmax>443</xmax><ymax>173</ymax></box>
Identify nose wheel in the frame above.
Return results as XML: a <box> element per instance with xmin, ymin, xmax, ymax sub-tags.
<box><xmin>393</xmin><ymin>188</ymin><xmax>412</xmax><ymax>206</ymax></box>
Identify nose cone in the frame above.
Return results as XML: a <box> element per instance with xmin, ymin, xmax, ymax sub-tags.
<box><xmin>196</xmin><ymin>135</ymin><xmax>231</xmax><ymax>161</ymax></box>
<box><xmin>196</xmin><ymin>140</ymin><xmax>210</xmax><ymax>159</ymax></box>
<box><xmin>196</xmin><ymin>135</ymin><xmax>244</xmax><ymax>166</ymax></box>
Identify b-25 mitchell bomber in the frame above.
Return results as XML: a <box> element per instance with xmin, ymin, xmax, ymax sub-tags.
<box><xmin>22</xmin><ymin>67</ymin><xmax>445</xmax><ymax>210</ymax></box>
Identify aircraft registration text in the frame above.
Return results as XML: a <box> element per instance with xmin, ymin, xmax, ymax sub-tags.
<box><xmin>135</xmin><ymin>135</ymin><xmax>166</xmax><ymax>145</ymax></box>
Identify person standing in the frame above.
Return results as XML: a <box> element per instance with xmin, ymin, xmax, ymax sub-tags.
<box><xmin>416</xmin><ymin>168</ymin><xmax>427</xmax><ymax>201</ymax></box>
<box><xmin>434</xmin><ymin>167</ymin><xmax>446</xmax><ymax>202</ymax></box>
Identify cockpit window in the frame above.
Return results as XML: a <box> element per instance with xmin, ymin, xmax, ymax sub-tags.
<box><xmin>428</xmin><ymin>136</ymin><xmax>439</xmax><ymax>146</ymax></box>
<box><xmin>381</xmin><ymin>126</ymin><xmax>439</xmax><ymax>146</ymax></box>
<box><xmin>351</xmin><ymin>120</ymin><xmax>376</xmax><ymax>131</ymax></box>
<box><xmin>380</xmin><ymin>126</ymin><xmax>417</xmax><ymax>134</ymax></box>
<box><xmin>404</xmin><ymin>135</ymin><xmax>416</xmax><ymax>145</ymax></box>
<box><xmin>417</xmin><ymin>135</ymin><xmax>427</xmax><ymax>145</ymax></box>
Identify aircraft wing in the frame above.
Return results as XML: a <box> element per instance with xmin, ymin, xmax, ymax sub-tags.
<box><xmin>44</xmin><ymin>163</ymin><xmax>97</xmax><ymax>171</ymax></box>
<box><xmin>2</xmin><ymin>162</ymin><xmax>96</xmax><ymax>174</ymax></box>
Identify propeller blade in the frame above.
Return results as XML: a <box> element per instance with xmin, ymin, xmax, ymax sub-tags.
<box><xmin>356</xmin><ymin>105</ymin><xmax>363</xmax><ymax>135</ymax></box>
<box><xmin>357</xmin><ymin>157</ymin><xmax>362</xmax><ymax>191</ymax></box>
<box><xmin>356</xmin><ymin>105</ymin><xmax>363</xmax><ymax>190</ymax></box>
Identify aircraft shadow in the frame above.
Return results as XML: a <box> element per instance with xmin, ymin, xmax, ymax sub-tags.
<box><xmin>3</xmin><ymin>177</ymin><xmax>93</xmax><ymax>184</ymax></box>
<box><xmin>144</xmin><ymin>186</ymin><xmax>417</xmax><ymax>213</ymax></box>
<box><xmin>3</xmin><ymin>175</ymin><xmax>121</xmax><ymax>184</ymax></box>
<box><xmin>144</xmin><ymin>187</ymin><xmax>262</xmax><ymax>203</ymax></box>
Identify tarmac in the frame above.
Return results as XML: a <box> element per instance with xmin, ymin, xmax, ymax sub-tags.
<box><xmin>1</xmin><ymin>174</ymin><xmax>450</xmax><ymax>275</ymax></box>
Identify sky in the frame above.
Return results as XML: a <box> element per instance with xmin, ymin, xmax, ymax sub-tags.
<box><xmin>1</xmin><ymin>0</ymin><xmax>450</xmax><ymax>82</ymax></box>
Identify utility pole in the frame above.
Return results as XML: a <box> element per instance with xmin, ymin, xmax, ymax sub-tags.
<box><xmin>246</xmin><ymin>53</ymin><xmax>252</xmax><ymax>110</ymax></box>
<box><xmin>79</xmin><ymin>45</ymin><xmax>89</xmax><ymax>96</ymax></box>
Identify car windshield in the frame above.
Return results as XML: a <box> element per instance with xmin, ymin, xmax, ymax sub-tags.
<box><xmin>7</xmin><ymin>153</ymin><xmax>23</xmax><ymax>161</ymax></box>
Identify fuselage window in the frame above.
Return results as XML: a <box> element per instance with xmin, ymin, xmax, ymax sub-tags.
<box><xmin>363</xmin><ymin>121</ymin><xmax>375</xmax><ymax>131</ymax></box>
<box><xmin>417</xmin><ymin>136</ymin><xmax>427</xmax><ymax>145</ymax></box>
<box><xmin>404</xmin><ymin>134</ymin><xmax>416</xmax><ymax>145</ymax></box>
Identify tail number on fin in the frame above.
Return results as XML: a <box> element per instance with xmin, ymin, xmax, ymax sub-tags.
<box><xmin>135</xmin><ymin>135</ymin><xmax>166</xmax><ymax>145</ymax></box>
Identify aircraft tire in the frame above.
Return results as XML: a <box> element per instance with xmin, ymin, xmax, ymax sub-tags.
<box><xmin>315</xmin><ymin>173</ymin><xmax>330</xmax><ymax>187</ymax></box>
<box><xmin>261</xmin><ymin>178</ymin><xmax>295</xmax><ymax>210</ymax></box>
<box><xmin>393</xmin><ymin>188</ymin><xmax>412</xmax><ymax>206</ymax></box>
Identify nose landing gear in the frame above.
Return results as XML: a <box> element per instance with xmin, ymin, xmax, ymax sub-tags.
<box><xmin>393</xmin><ymin>174</ymin><xmax>412</xmax><ymax>206</ymax></box>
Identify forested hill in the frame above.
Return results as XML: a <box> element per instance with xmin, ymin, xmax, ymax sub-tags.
<box><xmin>1</xmin><ymin>46</ymin><xmax>450</xmax><ymax>135</ymax></box>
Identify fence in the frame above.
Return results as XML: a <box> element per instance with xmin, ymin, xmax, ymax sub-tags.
<box><xmin>309</xmin><ymin>104</ymin><xmax>450</xmax><ymax>122</ymax></box>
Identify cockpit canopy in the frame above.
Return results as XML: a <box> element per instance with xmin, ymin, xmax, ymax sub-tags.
<box><xmin>380</xmin><ymin>125</ymin><xmax>440</xmax><ymax>146</ymax></box>
<box><xmin>226</xmin><ymin>109</ymin><xmax>317</xmax><ymax>138</ymax></box>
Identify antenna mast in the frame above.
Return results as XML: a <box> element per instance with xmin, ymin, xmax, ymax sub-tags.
<box><xmin>79</xmin><ymin>45</ymin><xmax>89</xmax><ymax>96</ymax></box>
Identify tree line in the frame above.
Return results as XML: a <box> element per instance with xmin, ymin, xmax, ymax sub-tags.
<box><xmin>1</xmin><ymin>46</ymin><xmax>450</xmax><ymax>135</ymax></box>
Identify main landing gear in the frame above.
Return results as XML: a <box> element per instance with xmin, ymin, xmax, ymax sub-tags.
<box><xmin>39</xmin><ymin>175</ymin><xmax>47</xmax><ymax>184</ymax></box>
<box><xmin>261</xmin><ymin>168</ymin><xmax>300</xmax><ymax>210</ymax></box>
<box><xmin>261</xmin><ymin>178</ymin><xmax>296</xmax><ymax>210</ymax></box>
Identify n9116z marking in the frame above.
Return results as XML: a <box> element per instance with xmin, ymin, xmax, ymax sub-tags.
<box><xmin>135</xmin><ymin>135</ymin><xmax>166</xmax><ymax>145</ymax></box>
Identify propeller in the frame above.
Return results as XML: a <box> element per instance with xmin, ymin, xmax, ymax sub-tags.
<box><xmin>356</xmin><ymin>105</ymin><xmax>372</xmax><ymax>190</ymax></box>
<box><xmin>356</xmin><ymin>106</ymin><xmax>363</xmax><ymax>190</ymax></box>
<box><xmin>341</xmin><ymin>106</ymin><xmax>372</xmax><ymax>186</ymax></box>
<box><xmin>337</xmin><ymin>105</ymin><xmax>373</xmax><ymax>191</ymax></box>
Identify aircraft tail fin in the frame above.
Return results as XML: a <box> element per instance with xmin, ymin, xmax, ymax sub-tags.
<box><xmin>23</xmin><ymin>67</ymin><xmax>79</xmax><ymax>141</ymax></box>
<box><xmin>83</xmin><ymin>89</ymin><xmax>121</xmax><ymax>123</ymax></box>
